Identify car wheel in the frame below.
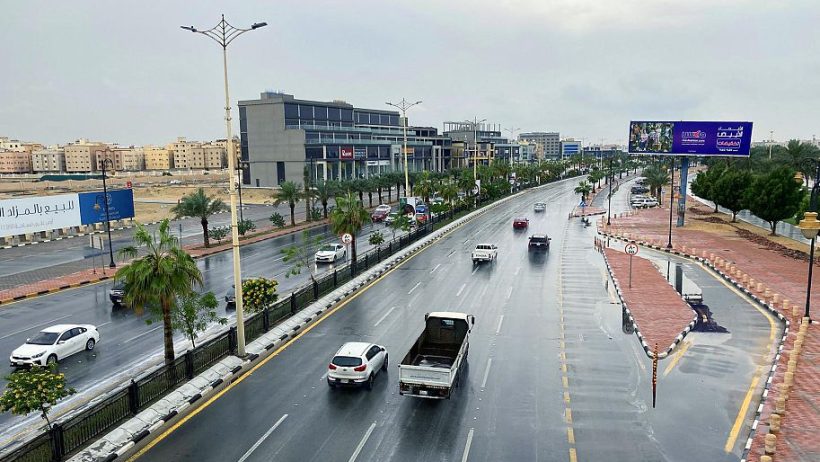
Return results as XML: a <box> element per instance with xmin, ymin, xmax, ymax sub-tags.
<box><xmin>382</xmin><ymin>354</ymin><xmax>388</xmax><ymax>372</ymax></box>
<box><xmin>327</xmin><ymin>380</ymin><xmax>336</xmax><ymax>389</ymax></box>
<box><xmin>46</xmin><ymin>355</ymin><xmax>58</xmax><ymax>366</ymax></box>
<box><xmin>86</xmin><ymin>339</ymin><xmax>96</xmax><ymax>351</ymax></box>
<box><xmin>366</xmin><ymin>374</ymin><xmax>374</xmax><ymax>390</ymax></box>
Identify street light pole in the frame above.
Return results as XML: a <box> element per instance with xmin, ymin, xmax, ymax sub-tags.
<box><xmin>182</xmin><ymin>15</ymin><xmax>267</xmax><ymax>358</ymax></box>
<box><xmin>98</xmin><ymin>152</ymin><xmax>116</xmax><ymax>268</ymax></box>
<box><xmin>607</xmin><ymin>154</ymin><xmax>613</xmax><ymax>226</ymax></box>
<box><xmin>386</xmin><ymin>99</ymin><xmax>422</xmax><ymax>197</ymax></box>
<box><xmin>798</xmin><ymin>159</ymin><xmax>820</xmax><ymax>323</ymax></box>
<box><xmin>667</xmin><ymin>157</ymin><xmax>675</xmax><ymax>249</ymax></box>
<box><xmin>465</xmin><ymin>118</ymin><xmax>486</xmax><ymax>208</ymax></box>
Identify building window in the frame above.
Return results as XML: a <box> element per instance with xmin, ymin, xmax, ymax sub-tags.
<box><xmin>299</xmin><ymin>105</ymin><xmax>314</xmax><ymax>119</ymax></box>
<box><xmin>328</xmin><ymin>107</ymin><xmax>341</xmax><ymax>121</ymax></box>
<box><xmin>341</xmin><ymin>109</ymin><xmax>353</xmax><ymax>122</ymax></box>
<box><xmin>284</xmin><ymin>103</ymin><xmax>299</xmax><ymax>118</ymax></box>
<box><xmin>314</xmin><ymin>106</ymin><xmax>328</xmax><ymax>120</ymax></box>
<box><xmin>277</xmin><ymin>161</ymin><xmax>285</xmax><ymax>184</ymax></box>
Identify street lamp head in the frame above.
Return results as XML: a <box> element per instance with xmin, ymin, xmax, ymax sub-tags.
<box><xmin>799</xmin><ymin>211</ymin><xmax>820</xmax><ymax>240</ymax></box>
<box><xmin>180</xmin><ymin>25</ymin><xmax>198</xmax><ymax>32</ymax></box>
<box><xmin>795</xmin><ymin>171</ymin><xmax>804</xmax><ymax>184</ymax></box>
<box><xmin>251</xmin><ymin>22</ymin><xmax>267</xmax><ymax>29</ymax></box>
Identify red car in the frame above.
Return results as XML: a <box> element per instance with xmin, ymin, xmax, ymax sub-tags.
<box><xmin>370</xmin><ymin>204</ymin><xmax>391</xmax><ymax>222</ymax></box>
<box><xmin>513</xmin><ymin>217</ymin><xmax>529</xmax><ymax>229</ymax></box>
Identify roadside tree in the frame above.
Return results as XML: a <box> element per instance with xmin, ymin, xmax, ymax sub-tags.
<box><xmin>170</xmin><ymin>188</ymin><xmax>227</xmax><ymax>248</ymax></box>
<box><xmin>389</xmin><ymin>214</ymin><xmax>412</xmax><ymax>240</ymax></box>
<box><xmin>712</xmin><ymin>168</ymin><xmax>752</xmax><ymax>222</ymax></box>
<box><xmin>744</xmin><ymin>166</ymin><xmax>804</xmax><ymax>235</ymax></box>
<box><xmin>282</xmin><ymin>230</ymin><xmax>323</xmax><ymax>285</ymax></box>
<box><xmin>272</xmin><ymin>181</ymin><xmax>302</xmax><ymax>226</ymax></box>
<box><xmin>690</xmin><ymin>164</ymin><xmax>726</xmax><ymax>213</ymax></box>
<box><xmin>315</xmin><ymin>181</ymin><xmax>337</xmax><ymax>219</ymax></box>
<box><xmin>574</xmin><ymin>180</ymin><xmax>592</xmax><ymax>202</ymax></box>
<box><xmin>269</xmin><ymin>212</ymin><xmax>286</xmax><ymax>228</ymax></box>
<box><xmin>368</xmin><ymin>230</ymin><xmax>385</xmax><ymax>249</ymax></box>
<box><xmin>241</xmin><ymin>277</ymin><xmax>279</xmax><ymax>313</ymax></box>
<box><xmin>208</xmin><ymin>226</ymin><xmax>228</xmax><ymax>244</ymax></box>
<box><xmin>116</xmin><ymin>220</ymin><xmax>203</xmax><ymax>364</ymax></box>
<box><xmin>171</xmin><ymin>291</ymin><xmax>226</xmax><ymax>349</ymax></box>
<box><xmin>329</xmin><ymin>191</ymin><xmax>371</xmax><ymax>265</ymax></box>
<box><xmin>0</xmin><ymin>365</ymin><xmax>75</xmax><ymax>428</ymax></box>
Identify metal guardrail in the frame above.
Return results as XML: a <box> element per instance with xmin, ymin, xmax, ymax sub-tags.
<box><xmin>4</xmin><ymin>177</ymin><xmax>563</xmax><ymax>461</ymax></box>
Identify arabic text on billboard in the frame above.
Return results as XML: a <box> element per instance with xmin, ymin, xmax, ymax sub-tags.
<box><xmin>628</xmin><ymin>121</ymin><xmax>753</xmax><ymax>156</ymax></box>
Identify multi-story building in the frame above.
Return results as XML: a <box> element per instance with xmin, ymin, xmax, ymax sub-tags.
<box><xmin>443</xmin><ymin>122</ymin><xmax>506</xmax><ymax>168</ymax></box>
<box><xmin>0</xmin><ymin>151</ymin><xmax>32</xmax><ymax>173</ymax></box>
<box><xmin>0</xmin><ymin>137</ymin><xmax>23</xmax><ymax>152</ymax></box>
<box><xmin>31</xmin><ymin>148</ymin><xmax>66</xmax><ymax>172</ymax></box>
<box><xmin>202</xmin><ymin>145</ymin><xmax>226</xmax><ymax>169</ymax></box>
<box><xmin>519</xmin><ymin>132</ymin><xmax>560</xmax><ymax>160</ymax></box>
<box><xmin>64</xmin><ymin>140</ymin><xmax>108</xmax><ymax>172</ymax></box>
<box><xmin>94</xmin><ymin>148</ymin><xmax>145</xmax><ymax>172</ymax></box>
<box><xmin>167</xmin><ymin>137</ymin><xmax>201</xmax><ymax>170</ymax></box>
<box><xmin>144</xmin><ymin>146</ymin><xmax>174</xmax><ymax>170</ymax></box>
<box><xmin>560</xmin><ymin>139</ymin><xmax>582</xmax><ymax>160</ymax></box>
<box><xmin>238</xmin><ymin>92</ymin><xmax>445</xmax><ymax>186</ymax></box>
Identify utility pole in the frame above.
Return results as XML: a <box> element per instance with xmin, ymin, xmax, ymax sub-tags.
<box><xmin>386</xmin><ymin>99</ymin><xmax>422</xmax><ymax>197</ymax></box>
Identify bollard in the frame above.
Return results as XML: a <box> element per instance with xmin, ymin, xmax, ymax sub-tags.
<box><xmin>773</xmin><ymin>294</ymin><xmax>780</xmax><ymax>304</ymax></box>
<box><xmin>742</xmin><ymin>274</ymin><xmax>750</xmax><ymax>284</ymax></box>
<box><xmin>793</xmin><ymin>305</ymin><xmax>801</xmax><ymax>318</ymax></box>
<box><xmin>785</xmin><ymin>371</ymin><xmax>794</xmax><ymax>387</ymax></box>
<box><xmin>765</xmin><ymin>289</ymin><xmax>771</xmax><ymax>298</ymax></box>
<box><xmin>709</xmin><ymin>253</ymin><xmax>715</xmax><ymax>261</ymax></box>
<box><xmin>782</xmin><ymin>299</ymin><xmax>790</xmax><ymax>311</ymax></box>
<box><xmin>756</xmin><ymin>282</ymin><xmax>765</xmax><ymax>292</ymax></box>
<box><xmin>769</xmin><ymin>413</ymin><xmax>781</xmax><ymax>434</ymax></box>
<box><xmin>788</xmin><ymin>358</ymin><xmax>797</xmax><ymax>372</ymax></box>
<box><xmin>801</xmin><ymin>317</ymin><xmax>811</xmax><ymax>329</ymax></box>
<box><xmin>760</xmin><ymin>456</ymin><xmax>772</xmax><ymax>462</ymax></box>
<box><xmin>764</xmin><ymin>433</ymin><xmax>777</xmax><ymax>455</ymax></box>
<box><xmin>702</xmin><ymin>250</ymin><xmax>709</xmax><ymax>259</ymax></box>
<box><xmin>775</xmin><ymin>396</ymin><xmax>786</xmax><ymax>415</ymax></box>
<box><xmin>690</xmin><ymin>247</ymin><xmax>696</xmax><ymax>256</ymax></box>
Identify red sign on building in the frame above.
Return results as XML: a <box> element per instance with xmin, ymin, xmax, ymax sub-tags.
<box><xmin>340</xmin><ymin>147</ymin><xmax>354</xmax><ymax>159</ymax></box>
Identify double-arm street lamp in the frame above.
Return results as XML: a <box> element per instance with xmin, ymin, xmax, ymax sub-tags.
<box><xmin>607</xmin><ymin>154</ymin><xmax>614</xmax><ymax>226</ymax></box>
<box><xmin>181</xmin><ymin>15</ymin><xmax>267</xmax><ymax>357</ymax></box>
<box><xmin>667</xmin><ymin>157</ymin><xmax>675</xmax><ymax>249</ymax></box>
<box><xmin>96</xmin><ymin>152</ymin><xmax>116</xmax><ymax>268</ymax></box>
<box><xmin>464</xmin><ymin>118</ymin><xmax>486</xmax><ymax>207</ymax></box>
<box><xmin>797</xmin><ymin>159</ymin><xmax>820</xmax><ymax>323</ymax></box>
<box><xmin>385</xmin><ymin>99</ymin><xmax>422</xmax><ymax>197</ymax></box>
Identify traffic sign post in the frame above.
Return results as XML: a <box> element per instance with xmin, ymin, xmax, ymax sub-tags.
<box><xmin>341</xmin><ymin>233</ymin><xmax>353</xmax><ymax>262</ymax></box>
<box><xmin>625</xmin><ymin>242</ymin><xmax>639</xmax><ymax>288</ymax></box>
<box><xmin>652</xmin><ymin>343</ymin><xmax>659</xmax><ymax>408</ymax></box>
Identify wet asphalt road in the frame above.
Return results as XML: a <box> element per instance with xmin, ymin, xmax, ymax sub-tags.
<box><xmin>134</xmin><ymin>178</ymin><xmax>778</xmax><ymax>462</ymax></box>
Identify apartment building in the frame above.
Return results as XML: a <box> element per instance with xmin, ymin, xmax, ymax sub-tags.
<box><xmin>94</xmin><ymin>148</ymin><xmax>145</xmax><ymax>171</ymax></box>
<box><xmin>0</xmin><ymin>151</ymin><xmax>32</xmax><ymax>173</ymax></box>
<box><xmin>144</xmin><ymin>146</ymin><xmax>174</xmax><ymax>170</ymax></box>
<box><xmin>65</xmin><ymin>141</ymin><xmax>108</xmax><ymax>172</ymax></box>
<box><xmin>31</xmin><ymin>149</ymin><xmax>66</xmax><ymax>172</ymax></box>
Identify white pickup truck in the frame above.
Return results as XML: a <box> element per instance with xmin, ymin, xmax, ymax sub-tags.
<box><xmin>471</xmin><ymin>243</ymin><xmax>497</xmax><ymax>264</ymax></box>
<box><xmin>399</xmin><ymin>312</ymin><xmax>475</xmax><ymax>399</ymax></box>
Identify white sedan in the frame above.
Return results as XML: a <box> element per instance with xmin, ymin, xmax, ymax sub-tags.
<box><xmin>315</xmin><ymin>244</ymin><xmax>347</xmax><ymax>264</ymax></box>
<box><xmin>10</xmin><ymin>324</ymin><xmax>100</xmax><ymax>367</ymax></box>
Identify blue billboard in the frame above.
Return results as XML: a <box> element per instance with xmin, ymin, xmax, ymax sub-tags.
<box><xmin>78</xmin><ymin>188</ymin><xmax>135</xmax><ymax>225</ymax></box>
<box><xmin>629</xmin><ymin>121</ymin><xmax>753</xmax><ymax>156</ymax></box>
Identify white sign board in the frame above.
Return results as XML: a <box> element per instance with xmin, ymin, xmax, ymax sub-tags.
<box><xmin>0</xmin><ymin>193</ymin><xmax>81</xmax><ymax>238</ymax></box>
<box><xmin>625</xmin><ymin>243</ymin><xmax>639</xmax><ymax>255</ymax></box>
<box><xmin>341</xmin><ymin>233</ymin><xmax>353</xmax><ymax>244</ymax></box>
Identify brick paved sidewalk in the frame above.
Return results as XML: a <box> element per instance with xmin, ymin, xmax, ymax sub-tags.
<box><xmin>600</xmin><ymin>198</ymin><xmax>818</xmax><ymax>462</ymax></box>
<box><xmin>0</xmin><ymin>220</ymin><xmax>328</xmax><ymax>305</ymax></box>
<box><xmin>601</xmin><ymin>246</ymin><xmax>696</xmax><ymax>357</ymax></box>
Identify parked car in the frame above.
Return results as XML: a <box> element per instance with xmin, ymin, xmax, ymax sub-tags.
<box><xmin>415</xmin><ymin>204</ymin><xmax>429</xmax><ymax>215</ymax></box>
<box><xmin>315</xmin><ymin>244</ymin><xmax>347</xmax><ymax>264</ymax></box>
<box><xmin>431</xmin><ymin>196</ymin><xmax>445</xmax><ymax>205</ymax></box>
<box><xmin>327</xmin><ymin>342</ymin><xmax>388</xmax><ymax>390</ymax></box>
<box><xmin>10</xmin><ymin>324</ymin><xmax>100</xmax><ymax>367</ymax></box>
<box><xmin>371</xmin><ymin>204</ymin><xmax>391</xmax><ymax>222</ymax></box>
<box><xmin>513</xmin><ymin>217</ymin><xmax>529</xmax><ymax>229</ymax></box>
<box><xmin>533</xmin><ymin>202</ymin><xmax>546</xmax><ymax>212</ymax></box>
<box><xmin>528</xmin><ymin>234</ymin><xmax>551</xmax><ymax>250</ymax></box>
<box><xmin>472</xmin><ymin>243</ymin><xmax>498</xmax><ymax>264</ymax></box>
<box><xmin>415</xmin><ymin>212</ymin><xmax>428</xmax><ymax>224</ymax></box>
<box><xmin>109</xmin><ymin>281</ymin><xmax>126</xmax><ymax>306</ymax></box>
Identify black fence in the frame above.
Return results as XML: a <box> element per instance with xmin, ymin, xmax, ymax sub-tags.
<box><xmin>3</xmin><ymin>204</ymin><xmax>476</xmax><ymax>462</ymax></box>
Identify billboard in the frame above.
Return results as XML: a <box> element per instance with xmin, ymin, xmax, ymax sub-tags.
<box><xmin>78</xmin><ymin>189</ymin><xmax>135</xmax><ymax>225</ymax></box>
<box><xmin>0</xmin><ymin>189</ymin><xmax>135</xmax><ymax>238</ymax></box>
<box><xmin>629</xmin><ymin>121</ymin><xmax>753</xmax><ymax>156</ymax></box>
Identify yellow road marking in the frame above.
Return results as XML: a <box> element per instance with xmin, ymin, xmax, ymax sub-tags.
<box><xmin>567</xmin><ymin>427</ymin><xmax>575</xmax><ymax>444</ymax></box>
<box><xmin>561</xmin><ymin>363</ymin><xmax>567</xmax><ymax>373</ymax></box>
<box><xmin>725</xmin><ymin>367</ymin><xmax>762</xmax><ymax>453</ymax></box>
<box><xmin>566</xmin><ymin>408</ymin><xmax>573</xmax><ymax>424</ymax></box>
<box><xmin>562</xmin><ymin>376</ymin><xmax>569</xmax><ymax>389</ymax></box>
<box><xmin>663</xmin><ymin>341</ymin><xmax>691</xmax><ymax>377</ymax></box>
<box><xmin>569</xmin><ymin>448</ymin><xmax>577</xmax><ymax>462</ymax></box>
<box><xmin>129</xmin><ymin>234</ymin><xmax>436</xmax><ymax>460</ymax></box>
<box><xmin>564</xmin><ymin>391</ymin><xmax>571</xmax><ymax>403</ymax></box>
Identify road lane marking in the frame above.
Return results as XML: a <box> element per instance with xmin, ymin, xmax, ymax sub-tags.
<box><xmin>471</xmin><ymin>266</ymin><xmax>479</xmax><ymax>275</ymax></box>
<box><xmin>0</xmin><ymin>314</ymin><xmax>73</xmax><ymax>340</ymax></box>
<box><xmin>463</xmin><ymin>239</ymin><xmax>471</xmax><ymax>245</ymax></box>
<box><xmin>128</xmin><ymin>221</ymin><xmax>446</xmax><ymax>461</ymax></box>
<box><xmin>96</xmin><ymin>321</ymin><xmax>112</xmax><ymax>328</ymax></box>
<box><xmin>569</xmin><ymin>447</ymin><xmax>577</xmax><ymax>462</ymax></box>
<box><xmin>505</xmin><ymin>287</ymin><xmax>513</xmax><ymax>300</ymax></box>
<box><xmin>495</xmin><ymin>315</ymin><xmax>504</xmax><ymax>334</ymax></box>
<box><xmin>430</xmin><ymin>263</ymin><xmax>441</xmax><ymax>274</ymax></box>
<box><xmin>374</xmin><ymin>306</ymin><xmax>396</xmax><ymax>327</ymax></box>
<box><xmin>456</xmin><ymin>283</ymin><xmax>467</xmax><ymax>297</ymax></box>
<box><xmin>407</xmin><ymin>282</ymin><xmax>421</xmax><ymax>295</ymax></box>
<box><xmin>461</xmin><ymin>428</ymin><xmax>474</xmax><ymax>462</ymax></box>
<box><xmin>348</xmin><ymin>421</ymin><xmax>377</xmax><ymax>462</ymax></box>
<box><xmin>663</xmin><ymin>340</ymin><xmax>691</xmax><ymax>377</ymax></box>
<box><xmin>725</xmin><ymin>367</ymin><xmax>763</xmax><ymax>453</ymax></box>
<box><xmin>123</xmin><ymin>325</ymin><xmax>162</xmax><ymax>344</ymax></box>
<box><xmin>237</xmin><ymin>414</ymin><xmax>288</xmax><ymax>462</ymax></box>
<box><xmin>481</xmin><ymin>358</ymin><xmax>492</xmax><ymax>388</ymax></box>
<box><xmin>567</xmin><ymin>427</ymin><xmax>575</xmax><ymax>444</ymax></box>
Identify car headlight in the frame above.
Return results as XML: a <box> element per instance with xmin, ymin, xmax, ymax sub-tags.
<box><xmin>32</xmin><ymin>352</ymin><xmax>45</xmax><ymax>358</ymax></box>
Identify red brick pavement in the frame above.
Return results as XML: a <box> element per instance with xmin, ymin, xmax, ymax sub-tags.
<box><xmin>0</xmin><ymin>219</ymin><xmax>328</xmax><ymax>305</ymax></box>
<box><xmin>600</xmin><ymin>198</ymin><xmax>819</xmax><ymax>462</ymax></box>
<box><xmin>603</xmin><ymin>247</ymin><xmax>696</xmax><ymax>355</ymax></box>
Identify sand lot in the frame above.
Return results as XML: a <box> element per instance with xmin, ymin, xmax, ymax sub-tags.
<box><xmin>0</xmin><ymin>171</ymin><xmax>276</xmax><ymax>223</ymax></box>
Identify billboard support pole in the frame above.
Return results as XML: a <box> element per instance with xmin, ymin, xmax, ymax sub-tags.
<box><xmin>666</xmin><ymin>157</ymin><xmax>675</xmax><ymax>249</ymax></box>
<box><xmin>676</xmin><ymin>157</ymin><xmax>690</xmax><ymax>227</ymax></box>
<box><xmin>100</xmin><ymin>156</ymin><xmax>116</xmax><ymax>268</ymax></box>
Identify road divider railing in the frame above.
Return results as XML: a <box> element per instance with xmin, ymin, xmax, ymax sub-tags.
<box><xmin>3</xmin><ymin>175</ymin><xmax>577</xmax><ymax>462</ymax></box>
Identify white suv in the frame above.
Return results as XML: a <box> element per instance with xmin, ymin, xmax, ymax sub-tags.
<box><xmin>327</xmin><ymin>342</ymin><xmax>388</xmax><ymax>390</ymax></box>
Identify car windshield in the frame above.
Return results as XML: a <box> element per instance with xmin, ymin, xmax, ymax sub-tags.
<box><xmin>531</xmin><ymin>236</ymin><xmax>548</xmax><ymax>242</ymax></box>
<box><xmin>332</xmin><ymin>356</ymin><xmax>362</xmax><ymax>367</ymax></box>
<box><xmin>27</xmin><ymin>332</ymin><xmax>59</xmax><ymax>345</ymax></box>
<box><xmin>318</xmin><ymin>245</ymin><xmax>336</xmax><ymax>252</ymax></box>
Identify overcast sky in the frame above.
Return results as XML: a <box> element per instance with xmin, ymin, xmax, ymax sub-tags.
<box><xmin>3</xmin><ymin>1</ymin><xmax>819</xmax><ymax>147</ymax></box>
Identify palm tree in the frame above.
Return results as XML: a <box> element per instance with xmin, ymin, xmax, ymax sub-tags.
<box><xmin>170</xmin><ymin>188</ymin><xmax>227</xmax><ymax>248</ymax></box>
<box><xmin>329</xmin><ymin>191</ymin><xmax>371</xmax><ymax>266</ymax></box>
<box><xmin>574</xmin><ymin>180</ymin><xmax>592</xmax><ymax>202</ymax></box>
<box><xmin>303</xmin><ymin>167</ymin><xmax>317</xmax><ymax>222</ymax></box>
<box><xmin>783</xmin><ymin>140</ymin><xmax>820</xmax><ymax>186</ymax></box>
<box><xmin>272</xmin><ymin>181</ymin><xmax>301</xmax><ymax>226</ymax></box>
<box><xmin>315</xmin><ymin>180</ymin><xmax>337</xmax><ymax>218</ymax></box>
<box><xmin>457</xmin><ymin>169</ymin><xmax>476</xmax><ymax>198</ymax></box>
<box><xmin>116</xmin><ymin>220</ymin><xmax>203</xmax><ymax>364</ymax></box>
<box><xmin>414</xmin><ymin>171</ymin><xmax>434</xmax><ymax>205</ymax></box>
<box><xmin>362</xmin><ymin>178</ymin><xmax>377</xmax><ymax>207</ymax></box>
<box><xmin>643</xmin><ymin>164</ymin><xmax>670</xmax><ymax>203</ymax></box>
<box><xmin>440</xmin><ymin>181</ymin><xmax>459</xmax><ymax>207</ymax></box>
